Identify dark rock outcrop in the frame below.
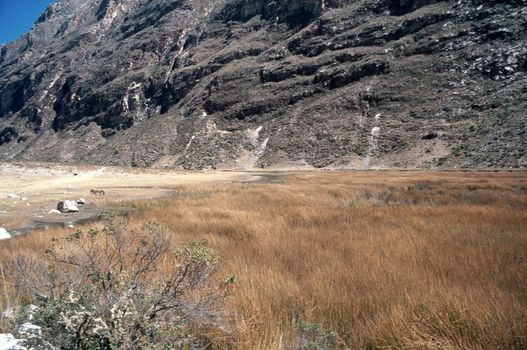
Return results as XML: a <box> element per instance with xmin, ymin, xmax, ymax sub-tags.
<box><xmin>0</xmin><ymin>0</ymin><xmax>525</xmax><ymax>169</ymax></box>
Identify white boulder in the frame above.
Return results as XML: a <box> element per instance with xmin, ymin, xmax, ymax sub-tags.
<box><xmin>57</xmin><ymin>201</ymin><xmax>79</xmax><ymax>213</ymax></box>
<box><xmin>0</xmin><ymin>228</ymin><xmax>11</xmax><ymax>240</ymax></box>
<box><xmin>48</xmin><ymin>209</ymin><xmax>61</xmax><ymax>215</ymax></box>
<box><xmin>0</xmin><ymin>306</ymin><xmax>46</xmax><ymax>350</ymax></box>
<box><xmin>0</xmin><ymin>323</ymin><xmax>47</xmax><ymax>350</ymax></box>
<box><xmin>77</xmin><ymin>198</ymin><xmax>86</xmax><ymax>205</ymax></box>
<box><xmin>0</xmin><ymin>333</ymin><xmax>22</xmax><ymax>350</ymax></box>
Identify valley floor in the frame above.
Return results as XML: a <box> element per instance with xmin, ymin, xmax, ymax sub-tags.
<box><xmin>0</xmin><ymin>162</ymin><xmax>264</xmax><ymax>231</ymax></box>
<box><xmin>0</xmin><ymin>165</ymin><xmax>526</xmax><ymax>349</ymax></box>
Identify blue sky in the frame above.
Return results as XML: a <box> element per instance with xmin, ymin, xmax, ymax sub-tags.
<box><xmin>0</xmin><ymin>0</ymin><xmax>54</xmax><ymax>45</ymax></box>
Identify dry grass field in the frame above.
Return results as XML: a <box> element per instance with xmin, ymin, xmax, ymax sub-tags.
<box><xmin>1</xmin><ymin>169</ymin><xmax>526</xmax><ymax>349</ymax></box>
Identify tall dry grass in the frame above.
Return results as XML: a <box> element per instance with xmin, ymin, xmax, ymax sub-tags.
<box><xmin>1</xmin><ymin>170</ymin><xmax>526</xmax><ymax>349</ymax></box>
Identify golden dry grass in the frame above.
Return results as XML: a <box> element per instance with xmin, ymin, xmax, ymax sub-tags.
<box><xmin>1</xmin><ymin>170</ymin><xmax>527</xmax><ymax>349</ymax></box>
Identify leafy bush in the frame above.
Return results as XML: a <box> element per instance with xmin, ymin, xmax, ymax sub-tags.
<box><xmin>7</xmin><ymin>212</ymin><xmax>232</xmax><ymax>349</ymax></box>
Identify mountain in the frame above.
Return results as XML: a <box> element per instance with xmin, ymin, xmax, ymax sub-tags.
<box><xmin>0</xmin><ymin>0</ymin><xmax>525</xmax><ymax>169</ymax></box>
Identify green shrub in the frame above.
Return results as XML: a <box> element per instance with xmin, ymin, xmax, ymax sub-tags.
<box><xmin>7</xmin><ymin>212</ymin><xmax>231</xmax><ymax>349</ymax></box>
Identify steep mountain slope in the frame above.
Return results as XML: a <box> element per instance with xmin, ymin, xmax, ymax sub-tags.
<box><xmin>0</xmin><ymin>0</ymin><xmax>525</xmax><ymax>169</ymax></box>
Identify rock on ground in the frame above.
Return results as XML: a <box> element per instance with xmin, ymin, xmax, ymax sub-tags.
<box><xmin>57</xmin><ymin>200</ymin><xmax>79</xmax><ymax>213</ymax></box>
<box><xmin>0</xmin><ymin>228</ymin><xmax>11</xmax><ymax>240</ymax></box>
<box><xmin>0</xmin><ymin>323</ymin><xmax>50</xmax><ymax>350</ymax></box>
<box><xmin>0</xmin><ymin>334</ymin><xmax>22</xmax><ymax>350</ymax></box>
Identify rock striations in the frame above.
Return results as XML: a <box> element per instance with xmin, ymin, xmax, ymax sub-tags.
<box><xmin>0</xmin><ymin>0</ymin><xmax>525</xmax><ymax>169</ymax></box>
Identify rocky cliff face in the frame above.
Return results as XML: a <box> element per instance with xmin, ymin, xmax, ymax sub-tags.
<box><xmin>0</xmin><ymin>0</ymin><xmax>525</xmax><ymax>169</ymax></box>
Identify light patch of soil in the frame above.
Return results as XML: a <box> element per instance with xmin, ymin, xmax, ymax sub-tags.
<box><xmin>0</xmin><ymin>161</ymin><xmax>273</xmax><ymax>233</ymax></box>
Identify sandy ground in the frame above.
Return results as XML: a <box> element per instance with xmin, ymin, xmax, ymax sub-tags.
<box><xmin>0</xmin><ymin>162</ymin><xmax>268</xmax><ymax>233</ymax></box>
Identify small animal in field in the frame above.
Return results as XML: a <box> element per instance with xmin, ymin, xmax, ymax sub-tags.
<box><xmin>90</xmin><ymin>189</ymin><xmax>105</xmax><ymax>196</ymax></box>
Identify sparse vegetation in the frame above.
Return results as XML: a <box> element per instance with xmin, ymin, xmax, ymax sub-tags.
<box><xmin>1</xmin><ymin>170</ymin><xmax>526</xmax><ymax>349</ymax></box>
